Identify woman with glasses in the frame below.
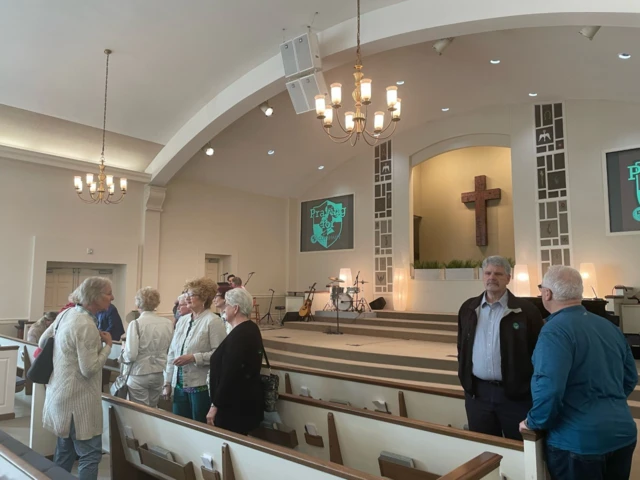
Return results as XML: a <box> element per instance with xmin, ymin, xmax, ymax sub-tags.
<box><xmin>213</xmin><ymin>284</ymin><xmax>233</xmax><ymax>334</ymax></box>
<box><xmin>163</xmin><ymin>277</ymin><xmax>226</xmax><ymax>422</ymax></box>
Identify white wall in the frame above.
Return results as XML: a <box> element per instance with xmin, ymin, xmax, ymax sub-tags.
<box><xmin>157</xmin><ymin>179</ymin><xmax>288</xmax><ymax>312</ymax></box>
<box><xmin>292</xmin><ymin>101</ymin><xmax>640</xmax><ymax>311</ymax></box>
<box><xmin>0</xmin><ymin>157</ymin><xmax>144</xmax><ymax>323</ymax></box>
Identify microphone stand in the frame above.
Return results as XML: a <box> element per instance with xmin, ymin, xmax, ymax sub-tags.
<box><xmin>260</xmin><ymin>289</ymin><xmax>275</xmax><ymax>325</ymax></box>
<box><xmin>245</xmin><ymin>272</ymin><xmax>255</xmax><ymax>287</ymax></box>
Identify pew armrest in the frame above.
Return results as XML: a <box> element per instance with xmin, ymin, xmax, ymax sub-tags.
<box><xmin>520</xmin><ymin>427</ymin><xmax>545</xmax><ymax>442</ymax></box>
<box><xmin>438</xmin><ymin>452</ymin><xmax>502</xmax><ymax>480</ymax></box>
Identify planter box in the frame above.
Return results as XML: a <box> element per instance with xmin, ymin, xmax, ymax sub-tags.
<box><xmin>445</xmin><ymin>268</ymin><xmax>477</xmax><ymax>281</ymax></box>
<box><xmin>414</xmin><ymin>269</ymin><xmax>445</xmax><ymax>281</ymax></box>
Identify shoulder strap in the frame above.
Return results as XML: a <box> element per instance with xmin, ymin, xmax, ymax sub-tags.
<box><xmin>54</xmin><ymin>308</ymin><xmax>72</xmax><ymax>334</ymax></box>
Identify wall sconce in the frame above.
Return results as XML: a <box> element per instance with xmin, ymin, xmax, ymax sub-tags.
<box><xmin>512</xmin><ymin>265</ymin><xmax>531</xmax><ymax>297</ymax></box>
<box><xmin>579</xmin><ymin>263</ymin><xmax>598</xmax><ymax>298</ymax></box>
<box><xmin>339</xmin><ymin>268</ymin><xmax>353</xmax><ymax>288</ymax></box>
<box><xmin>393</xmin><ymin>267</ymin><xmax>408</xmax><ymax>312</ymax></box>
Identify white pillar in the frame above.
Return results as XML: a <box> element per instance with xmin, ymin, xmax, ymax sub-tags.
<box><xmin>30</xmin><ymin>383</ymin><xmax>56</xmax><ymax>456</ymax></box>
<box><xmin>0</xmin><ymin>346</ymin><xmax>18</xmax><ymax>420</ymax></box>
<box><xmin>140</xmin><ymin>185</ymin><xmax>166</xmax><ymax>289</ymax></box>
<box><xmin>523</xmin><ymin>432</ymin><xmax>548</xmax><ymax>480</ymax></box>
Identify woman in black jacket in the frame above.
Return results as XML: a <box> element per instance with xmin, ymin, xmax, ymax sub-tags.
<box><xmin>206</xmin><ymin>288</ymin><xmax>264</xmax><ymax>435</ymax></box>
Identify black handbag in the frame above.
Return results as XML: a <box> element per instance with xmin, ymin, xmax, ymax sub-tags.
<box><xmin>27</xmin><ymin>309</ymin><xmax>70</xmax><ymax>384</ymax></box>
<box><xmin>260</xmin><ymin>347</ymin><xmax>279</xmax><ymax>412</ymax></box>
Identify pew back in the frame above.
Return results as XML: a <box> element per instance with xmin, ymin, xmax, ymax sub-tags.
<box><xmin>103</xmin><ymin>394</ymin><xmax>385</xmax><ymax>480</ymax></box>
<box><xmin>272</xmin><ymin>363</ymin><xmax>466</xmax><ymax>427</ymax></box>
<box><xmin>275</xmin><ymin>393</ymin><xmax>525</xmax><ymax>480</ymax></box>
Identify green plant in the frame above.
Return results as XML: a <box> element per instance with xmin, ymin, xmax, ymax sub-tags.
<box><xmin>506</xmin><ymin>257</ymin><xmax>516</xmax><ymax>268</ymax></box>
<box><xmin>462</xmin><ymin>259</ymin><xmax>480</xmax><ymax>268</ymax></box>
<box><xmin>411</xmin><ymin>260</ymin><xmax>443</xmax><ymax>269</ymax></box>
<box><xmin>445</xmin><ymin>259</ymin><xmax>465</xmax><ymax>269</ymax></box>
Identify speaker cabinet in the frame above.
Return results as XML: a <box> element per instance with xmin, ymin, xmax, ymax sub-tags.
<box><xmin>286</xmin><ymin>71</ymin><xmax>328</xmax><ymax>115</ymax></box>
<box><xmin>280</xmin><ymin>32</ymin><xmax>322</xmax><ymax>79</ymax></box>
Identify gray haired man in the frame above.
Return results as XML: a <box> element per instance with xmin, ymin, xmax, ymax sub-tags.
<box><xmin>457</xmin><ymin>255</ymin><xmax>544</xmax><ymax>440</ymax></box>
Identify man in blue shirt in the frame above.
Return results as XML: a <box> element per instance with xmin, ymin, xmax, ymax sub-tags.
<box><xmin>521</xmin><ymin>266</ymin><xmax>637</xmax><ymax>480</ymax></box>
<box><xmin>97</xmin><ymin>303</ymin><xmax>125</xmax><ymax>341</ymax></box>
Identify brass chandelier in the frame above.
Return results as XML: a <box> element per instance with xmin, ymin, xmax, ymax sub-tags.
<box><xmin>74</xmin><ymin>49</ymin><xmax>127</xmax><ymax>204</ymax></box>
<box><xmin>314</xmin><ymin>0</ymin><xmax>402</xmax><ymax>146</ymax></box>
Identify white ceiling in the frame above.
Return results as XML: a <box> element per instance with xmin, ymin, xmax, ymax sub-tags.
<box><xmin>0</xmin><ymin>0</ymin><xmax>406</xmax><ymax>145</ymax></box>
<box><xmin>174</xmin><ymin>25</ymin><xmax>640</xmax><ymax>197</ymax></box>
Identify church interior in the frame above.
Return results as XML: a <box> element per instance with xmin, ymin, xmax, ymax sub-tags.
<box><xmin>2</xmin><ymin>1</ymin><xmax>640</xmax><ymax>479</ymax></box>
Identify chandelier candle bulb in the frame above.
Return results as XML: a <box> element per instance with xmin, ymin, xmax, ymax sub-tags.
<box><xmin>345</xmin><ymin>112</ymin><xmax>355</xmax><ymax>132</ymax></box>
<box><xmin>86</xmin><ymin>173</ymin><xmax>94</xmax><ymax>186</ymax></box>
<box><xmin>374</xmin><ymin>111</ymin><xmax>384</xmax><ymax>131</ymax></box>
<box><xmin>315</xmin><ymin>95</ymin><xmax>326</xmax><ymax>117</ymax></box>
<box><xmin>120</xmin><ymin>178</ymin><xmax>127</xmax><ymax>192</ymax></box>
<box><xmin>392</xmin><ymin>99</ymin><xmax>401</xmax><ymax>119</ymax></box>
<box><xmin>108</xmin><ymin>184</ymin><xmax>115</xmax><ymax>195</ymax></box>
<box><xmin>360</xmin><ymin>79</ymin><xmax>372</xmax><ymax>103</ymax></box>
<box><xmin>330</xmin><ymin>83</ymin><xmax>342</xmax><ymax>106</ymax></box>
<box><xmin>106</xmin><ymin>175</ymin><xmax>113</xmax><ymax>187</ymax></box>
<box><xmin>323</xmin><ymin>108</ymin><xmax>333</xmax><ymax>127</ymax></box>
<box><xmin>386</xmin><ymin>86</ymin><xmax>398</xmax><ymax>108</ymax></box>
<box><xmin>90</xmin><ymin>183</ymin><xmax>97</xmax><ymax>194</ymax></box>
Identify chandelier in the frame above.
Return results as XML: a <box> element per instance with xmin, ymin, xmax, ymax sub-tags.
<box><xmin>74</xmin><ymin>49</ymin><xmax>127</xmax><ymax>204</ymax></box>
<box><xmin>314</xmin><ymin>0</ymin><xmax>402</xmax><ymax>146</ymax></box>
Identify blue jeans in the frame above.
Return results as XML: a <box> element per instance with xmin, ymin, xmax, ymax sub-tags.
<box><xmin>172</xmin><ymin>387</ymin><xmax>211</xmax><ymax>423</ymax></box>
<box><xmin>54</xmin><ymin>417</ymin><xmax>102</xmax><ymax>480</ymax></box>
<box><xmin>546</xmin><ymin>442</ymin><xmax>636</xmax><ymax>480</ymax></box>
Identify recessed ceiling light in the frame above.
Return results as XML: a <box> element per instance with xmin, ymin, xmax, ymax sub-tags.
<box><xmin>529</xmin><ymin>93</ymin><xmax>538</xmax><ymax>97</ymax></box>
<box><xmin>490</xmin><ymin>59</ymin><xmax>501</xmax><ymax>64</ymax></box>
<box><xmin>205</xmin><ymin>147</ymin><xmax>214</xmax><ymax>156</ymax></box>
<box><xmin>396</xmin><ymin>80</ymin><xmax>405</xmax><ymax>85</ymax></box>
<box><xmin>441</xmin><ymin>107</ymin><xmax>450</xmax><ymax>112</ymax></box>
<box><xmin>318</xmin><ymin>165</ymin><xmax>325</xmax><ymax>170</ymax></box>
<box><xmin>267</xmin><ymin>149</ymin><xmax>275</xmax><ymax>155</ymax></box>
<box><xmin>619</xmin><ymin>53</ymin><xmax>631</xmax><ymax>60</ymax></box>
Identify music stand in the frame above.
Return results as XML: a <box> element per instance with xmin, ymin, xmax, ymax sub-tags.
<box><xmin>325</xmin><ymin>296</ymin><xmax>344</xmax><ymax>335</ymax></box>
<box><xmin>260</xmin><ymin>289</ymin><xmax>276</xmax><ymax>326</ymax></box>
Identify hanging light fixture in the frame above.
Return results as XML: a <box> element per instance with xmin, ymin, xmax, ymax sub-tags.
<box><xmin>74</xmin><ymin>49</ymin><xmax>127</xmax><ymax>204</ymax></box>
<box><xmin>314</xmin><ymin>0</ymin><xmax>402</xmax><ymax>146</ymax></box>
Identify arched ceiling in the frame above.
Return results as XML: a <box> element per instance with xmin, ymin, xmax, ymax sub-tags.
<box><xmin>3</xmin><ymin>0</ymin><xmax>640</xmax><ymax>191</ymax></box>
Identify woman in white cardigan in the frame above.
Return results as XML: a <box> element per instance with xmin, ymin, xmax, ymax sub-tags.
<box><xmin>163</xmin><ymin>277</ymin><xmax>226</xmax><ymax>423</ymax></box>
<box><xmin>39</xmin><ymin>277</ymin><xmax>113</xmax><ymax>480</ymax></box>
<box><xmin>120</xmin><ymin>287</ymin><xmax>173</xmax><ymax>407</ymax></box>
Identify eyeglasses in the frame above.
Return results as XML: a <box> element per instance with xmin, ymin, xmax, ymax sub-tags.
<box><xmin>186</xmin><ymin>292</ymin><xmax>199</xmax><ymax>298</ymax></box>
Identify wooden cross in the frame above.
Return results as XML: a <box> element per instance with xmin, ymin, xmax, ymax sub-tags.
<box><xmin>461</xmin><ymin>175</ymin><xmax>501</xmax><ymax>246</ymax></box>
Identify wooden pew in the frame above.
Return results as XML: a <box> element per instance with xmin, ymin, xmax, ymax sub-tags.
<box><xmin>271</xmin><ymin>362</ymin><xmax>466</xmax><ymax>427</ymax></box>
<box><xmin>273</xmin><ymin>392</ymin><xmax>542</xmax><ymax>479</ymax></box>
<box><xmin>0</xmin><ymin>443</ymin><xmax>50</xmax><ymax>480</ymax></box>
<box><xmin>0</xmin><ymin>333</ymin><xmax>38</xmax><ymax>396</ymax></box>
<box><xmin>103</xmin><ymin>394</ymin><xmax>386</xmax><ymax>480</ymax></box>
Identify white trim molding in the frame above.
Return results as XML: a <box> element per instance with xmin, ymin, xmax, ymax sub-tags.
<box><xmin>0</xmin><ymin>144</ymin><xmax>152</xmax><ymax>183</ymax></box>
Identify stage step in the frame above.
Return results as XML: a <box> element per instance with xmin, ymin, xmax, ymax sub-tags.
<box><xmin>355</xmin><ymin>317</ymin><xmax>457</xmax><ymax>332</ymax></box>
<box><xmin>284</xmin><ymin>321</ymin><xmax>458</xmax><ymax>343</ymax></box>
<box><xmin>375</xmin><ymin>311</ymin><xmax>458</xmax><ymax>323</ymax></box>
<box><xmin>265</xmin><ymin>348</ymin><xmax>460</xmax><ymax>387</ymax></box>
<box><xmin>263</xmin><ymin>337</ymin><xmax>458</xmax><ymax>372</ymax></box>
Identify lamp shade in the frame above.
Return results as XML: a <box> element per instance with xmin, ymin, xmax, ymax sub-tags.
<box><xmin>579</xmin><ymin>263</ymin><xmax>598</xmax><ymax>298</ymax></box>
<box><xmin>339</xmin><ymin>268</ymin><xmax>353</xmax><ymax>287</ymax></box>
<box><xmin>512</xmin><ymin>264</ymin><xmax>531</xmax><ymax>297</ymax></box>
<box><xmin>393</xmin><ymin>267</ymin><xmax>408</xmax><ymax>312</ymax></box>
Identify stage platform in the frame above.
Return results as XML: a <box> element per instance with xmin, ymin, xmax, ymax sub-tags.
<box><xmin>262</xmin><ymin>309</ymin><xmax>640</xmax><ymax>413</ymax></box>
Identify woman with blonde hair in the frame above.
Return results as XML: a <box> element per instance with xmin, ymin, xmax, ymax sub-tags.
<box><xmin>163</xmin><ymin>277</ymin><xmax>226</xmax><ymax>422</ymax></box>
<box><xmin>119</xmin><ymin>287</ymin><xmax>173</xmax><ymax>407</ymax></box>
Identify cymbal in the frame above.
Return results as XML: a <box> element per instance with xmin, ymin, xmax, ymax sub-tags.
<box><xmin>328</xmin><ymin>276</ymin><xmax>344</xmax><ymax>282</ymax></box>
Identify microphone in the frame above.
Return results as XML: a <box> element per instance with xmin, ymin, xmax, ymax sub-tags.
<box><xmin>249</xmin><ymin>271</ymin><xmax>255</xmax><ymax>275</ymax></box>
<box><xmin>269</xmin><ymin>288</ymin><xmax>275</xmax><ymax>293</ymax></box>
<box><xmin>221</xmin><ymin>272</ymin><xmax>229</xmax><ymax>276</ymax></box>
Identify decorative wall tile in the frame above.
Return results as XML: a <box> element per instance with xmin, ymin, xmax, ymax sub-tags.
<box><xmin>534</xmin><ymin>103</ymin><xmax>573</xmax><ymax>274</ymax></box>
<box><xmin>374</xmin><ymin>140</ymin><xmax>393</xmax><ymax>294</ymax></box>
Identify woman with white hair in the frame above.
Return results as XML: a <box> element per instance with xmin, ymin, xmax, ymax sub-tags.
<box><xmin>38</xmin><ymin>277</ymin><xmax>113</xmax><ymax>480</ymax></box>
<box><xmin>206</xmin><ymin>288</ymin><xmax>264</xmax><ymax>434</ymax></box>
<box><xmin>119</xmin><ymin>287</ymin><xmax>173</xmax><ymax>407</ymax></box>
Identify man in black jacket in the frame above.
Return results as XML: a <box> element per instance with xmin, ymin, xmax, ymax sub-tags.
<box><xmin>457</xmin><ymin>256</ymin><xmax>543</xmax><ymax>440</ymax></box>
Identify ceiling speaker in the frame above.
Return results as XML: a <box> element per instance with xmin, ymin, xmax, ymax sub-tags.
<box><xmin>285</xmin><ymin>71</ymin><xmax>328</xmax><ymax>115</ymax></box>
<box><xmin>280</xmin><ymin>32</ymin><xmax>322</xmax><ymax>79</ymax></box>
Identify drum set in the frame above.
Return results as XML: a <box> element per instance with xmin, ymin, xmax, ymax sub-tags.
<box><xmin>324</xmin><ymin>272</ymin><xmax>371</xmax><ymax>313</ymax></box>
